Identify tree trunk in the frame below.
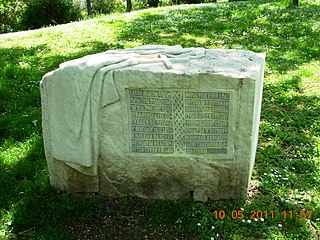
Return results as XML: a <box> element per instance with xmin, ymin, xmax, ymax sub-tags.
<box><xmin>293</xmin><ymin>0</ymin><xmax>298</xmax><ymax>6</ymax></box>
<box><xmin>86</xmin><ymin>0</ymin><xmax>92</xmax><ymax>16</ymax></box>
<box><xmin>126</xmin><ymin>0</ymin><xmax>132</xmax><ymax>12</ymax></box>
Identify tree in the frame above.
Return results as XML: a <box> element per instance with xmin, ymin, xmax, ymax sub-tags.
<box><xmin>86</xmin><ymin>0</ymin><xmax>92</xmax><ymax>16</ymax></box>
<box><xmin>126</xmin><ymin>0</ymin><xmax>132</xmax><ymax>12</ymax></box>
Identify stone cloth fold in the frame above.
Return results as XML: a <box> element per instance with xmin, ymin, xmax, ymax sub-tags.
<box><xmin>44</xmin><ymin>45</ymin><xmax>206</xmax><ymax>176</ymax></box>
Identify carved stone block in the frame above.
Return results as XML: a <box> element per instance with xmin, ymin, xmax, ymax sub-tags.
<box><xmin>41</xmin><ymin>46</ymin><xmax>265</xmax><ymax>201</ymax></box>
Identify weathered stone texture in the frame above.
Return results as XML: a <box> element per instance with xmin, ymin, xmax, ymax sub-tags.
<box><xmin>41</xmin><ymin>46</ymin><xmax>265</xmax><ymax>201</ymax></box>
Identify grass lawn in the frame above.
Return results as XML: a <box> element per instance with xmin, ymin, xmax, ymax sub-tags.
<box><xmin>0</xmin><ymin>0</ymin><xmax>319</xmax><ymax>239</ymax></box>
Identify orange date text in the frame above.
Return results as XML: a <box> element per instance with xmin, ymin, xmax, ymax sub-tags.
<box><xmin>212</xmin><ymin>209</ymin><xmax>313</xmax><ymax>220</ymax></box>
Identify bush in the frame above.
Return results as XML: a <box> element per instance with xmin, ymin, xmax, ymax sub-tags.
<box><xmin>91</xmin><ymin>0</ymin><xmax>125</xmax><ymax>15</ymax></box>
<box><xmin>21</xmin><ymin>0</ymin><xmax>81</xmax><ymax>30</ymax></box>
<box><xmin>130</xmin><ymin>0</ymin><xmax>147</xmax><ymax>10</ymax></box>
<box><xmin>132</xmin><ymin>0</ymin><xmax>149</xmax><ymax>10</ymax></box>
<box><xmin>0</xmin><ymin>0</ymin><xmax>25</xmax><ymax>33</ymax></box>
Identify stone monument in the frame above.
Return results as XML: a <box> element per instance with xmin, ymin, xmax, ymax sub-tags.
<box><xmin>41</xmin><ymin>45</ymin><xmax>265</xmax><ymax>201</ymax></box>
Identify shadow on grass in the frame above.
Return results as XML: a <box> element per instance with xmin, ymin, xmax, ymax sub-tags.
<box><xmin>0</xmin><ymin>135</ymin><xmax>73</xmax><ymax>239</ymax></box>
<box><xmin>249</xmin><ymin>75</ymin><xmax>320</xmax><ymax>237</ymax></box>
<box><xmin>0</xmin><ymin>44</ymin><xmax>106</xmax><ymax>238</ymax></box>
<box><xmin>0</xmin><ymin>136</ymin><xmax>201</xmax><ymax>239</ymax></box>
<box><xmin>0</xmin><ymin>42</ymin><xmax>200</xmax><ymax>239</ymax></box>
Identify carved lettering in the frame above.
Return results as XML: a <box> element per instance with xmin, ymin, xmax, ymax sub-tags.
<box><xmin>131</xmin><ymin>119</ymin><xmax>172</xmax><ymax>126</ymax></box>
<box><xmin>127</xmin><ymin>89</ymin><xmax>231</xmax><ymax>154</ymax></box>
<box><xmin>132</xmin><ymin>133</ymin><xmax>174</xmax><ymax>139</ymax></box>
<box><xmin>185</xmin><ymin>113</ymin><xmax>228</xmax><ymax>120</ymax></box>
<box><xmin>185</xmin><ymin>128</ymin><xmax>229</xmax><ymax>134</ymax></box>
<box><xmin>185</xmin><ymin>105</ymin><xmax>229</xmax><ymax>113</ymax></box>
<box><xmin>186</xmin><ymin>148</ymin><xmax>228</xmax><ymax>154</ymax></box>
<box><xmin>130</xmin><ymin>97</ymin><xmax>172</xmax><ymax>105</ymax></box>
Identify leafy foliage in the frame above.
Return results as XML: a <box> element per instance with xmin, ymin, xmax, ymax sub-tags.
<box><xmin>20</xmin><ymin>0</ymin><xmax>81</xmax><ymax>30</ymax></box>
<box><xmin>91</xmin><ymin>0</ymin><xmax>125</xmax><ymax>15</ymax></box>
<box><xmin>0</xmin><ymin>0</ymin><xmax>25</xmax><ymax>33</ymax></box>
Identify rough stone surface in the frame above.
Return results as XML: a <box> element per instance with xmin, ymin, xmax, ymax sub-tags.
<box><xmin>41</xmin><ymin>45</ymin><xmax>265</xmax><ymax>201</ymax></box>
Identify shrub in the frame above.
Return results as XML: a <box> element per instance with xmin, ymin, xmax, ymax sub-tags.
<box><xmin>0</xmin><ymin>0</ymin><xmax>25</xmax><ymax>33</ymax></box>
<box><xmin>21</xmin><ymin>0</ymin><xmax>81</xmax><ymax>30</ymax></box>
<box><xmin>132</xmin><ymin>0</ymin><xmax>149</xmax><ymax>10</ymax></box>
<box><xmin>91</xmin><ymin>0</ymin><xmax>125</xmax><ymax>15</ymax></box>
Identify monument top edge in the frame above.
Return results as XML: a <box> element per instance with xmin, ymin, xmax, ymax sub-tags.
<box><xmin>54</xmin><ymin>45</ymin><xmax>265</xmax><ymax>79</ymax></box>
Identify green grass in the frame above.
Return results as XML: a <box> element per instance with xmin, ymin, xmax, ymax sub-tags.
<box><xmin>0</xmin><ymin>0</ymin><xmax>319</xmax><ymax>239</ymax></box>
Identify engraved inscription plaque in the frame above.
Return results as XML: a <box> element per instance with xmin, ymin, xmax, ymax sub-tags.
<box><xmin>127</xmin><ymin>89</ymin><xmax>232</xmax><ymax>154</ymax></box>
